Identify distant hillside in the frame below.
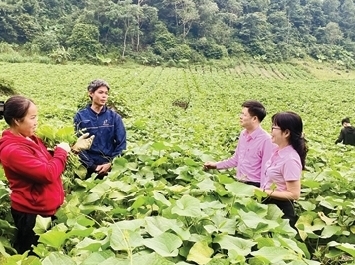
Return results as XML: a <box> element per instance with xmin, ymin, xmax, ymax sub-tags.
<box><xmin>1</xmin><ymin>0</ymin><xmax>355</xmax><ymax>68</ymax></box>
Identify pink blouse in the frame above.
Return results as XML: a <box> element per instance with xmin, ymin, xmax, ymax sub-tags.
<box><xmin>261</xmin><ymin>145</ymin><xmax>302</xmax><ymax>191</ymax></box>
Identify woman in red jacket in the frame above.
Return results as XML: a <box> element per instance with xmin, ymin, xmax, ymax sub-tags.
<box><xmin>0</xmin><ymin>95</ymin><xmax>93</xmax><ymax>255</ymax></box>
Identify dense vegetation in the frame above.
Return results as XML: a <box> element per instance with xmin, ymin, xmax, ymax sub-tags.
<box><xmin>0</xmin><ymin>61</ymin><xmax>355</xmax><ymax>264</ymax></box>
<box><xmin>2</xmin><ymin>0</ymin><xmax>355</xmax><ymax>66</ymax></box>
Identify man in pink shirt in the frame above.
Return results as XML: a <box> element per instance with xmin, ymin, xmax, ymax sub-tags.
<box><xmin>204</xmin><ymin>100</ymin><xmax>274</xmax><ymax>187</ymax></box>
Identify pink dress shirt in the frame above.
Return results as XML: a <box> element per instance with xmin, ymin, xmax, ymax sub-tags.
<box><xmin>261</xmin><ymin>145</ymin><xmax>302</xmax><ymax>191</ymax></box>
<box><xmin>216</xmin><ymin>126</ymin><xmax>274</xmax><ymax>183</ymax></box>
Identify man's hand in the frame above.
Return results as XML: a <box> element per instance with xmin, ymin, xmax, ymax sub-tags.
<box><xmin>95</xmin><ymin>163</ymin><xmax>111</xmax><ymax>175</ymax></box>
<box><xmin>203</xmin><ymin>161</ymin><xmax>217</xmax><ymax>170</ymax></box>
<box><xmin>72</xmin><ymin>133</ymin><xmax>95</xmax><ymax>152</ymax></box>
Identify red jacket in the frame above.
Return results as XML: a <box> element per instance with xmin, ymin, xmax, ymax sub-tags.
<box><xmin>0</xmin><ymin>129</ymin><xmax>68</xmax><ymax>216</ymax></box>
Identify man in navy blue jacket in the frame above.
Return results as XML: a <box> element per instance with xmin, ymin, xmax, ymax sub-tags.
<box><xmin>74</xmin><ymin>79</ymin><xmax>127</xmax><ymax>179</ymax></box>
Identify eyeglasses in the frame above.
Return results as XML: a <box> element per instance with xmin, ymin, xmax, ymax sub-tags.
<box><xmin>271</xmin><ymin>126</ymin><xmax>281</xmax><ymax>130</ymax></box>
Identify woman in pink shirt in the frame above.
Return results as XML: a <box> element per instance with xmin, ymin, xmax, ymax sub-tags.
<box><xmin>261</xmin><ymin>111</ymin><xmax>308</xmax><ymax>227</ymax></box>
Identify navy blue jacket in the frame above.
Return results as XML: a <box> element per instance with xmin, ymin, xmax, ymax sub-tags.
<box><xmin>74</xmin><ymin>105</ymin><xmax>126</xmax><ymax>171</ymax></box>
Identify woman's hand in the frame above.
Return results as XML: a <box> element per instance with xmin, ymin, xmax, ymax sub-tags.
<box><xmin>72</xmin><ymin>133</ymin><xmax>95</xmax><ymax>152</ymax></box>
<box><xmin>57</xmin><ymin>142</ymin><xmax>71</xmax><ymax>153</ymax></box>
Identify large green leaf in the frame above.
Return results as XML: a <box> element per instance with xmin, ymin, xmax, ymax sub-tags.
<box><xmin>200</xmin><ymin>201</ymin><xmax>225</xmax><ymax>211</ymax></box>
<box><xmin>65</xmin><ymin>215</ymin><xmax>95</xmax><ymax>227</ymax></box>
<box><xmin>122</xmin><ymin>252</ymin><xmax>175</xmax><ymax>265</ymax></box>
<box><xmin>81</xmin><ymin>251</ymin><xmax>115</xmax><ymax>265</ymax></box>
<box><xmin>214</xmin><ymin>234</ymin><xmax>256</xmax><ymax>256</ymax></box>
<box><xmin>251</xmin><ymin>247</ymin><xmax>297</xmax><ymax>263</ymax></box>
<box><xmin>328</xmin><ymin>241</ymin><xmax>355</xmax><ymax>257</ymax></box>
<box><xmin>38</xmin><ymin>230</ymin><xmax>67</xmax><ymax>249</ymax></box>
<box><xmin>153</xmin><ymin>191</ymin><xmax>171</xmax><ymax>206</ymax></box>
<box><xmin>225</xmin><ymin>182</ymin><xmax>255</xmax><ymax>197</ymax></box>
<box><xmin>187</xmin><ymin>241</ymin><xmax>214</xmax><ymax>265</ymax></box>
<box><xmin>42</xmin><ymin>253</ymin><xmax>76</xmax><ymax>265</ymax></box>
<box><xmin>145</xmin><ymin>216</ymin><xmax>175</xmax><ymax>236</ymax></box>
<box><xmin>76</xmin><ymin>237</ymin><xmax>103</xmax><ymax>251</ymax></box>
<box><xmin>152</xmin><ymin>156</ymin><xmax>169</xmax><ymax>167</ymax></box>
<box><xmin>204</xmin><ymin>214</ymin><xmax>236</xmax><ymax>234</ymax></box>
<box><xmin>66</xmin><ymin>224</ymin><xmax>95</xmax><ymax>237</ymax></box>
<box><xmin>79</xmin><ymin>205</ymin><xmax>113</xmax><ymax>215</ymax></box>
<box><xmin>113</xmin><ymin>219</ymin><xmax>145</xmax><ymax>231</ymax></box>
<box><xmin>171</xmin><ymin>195</ymin><xmax>205</xmax><ymax>218</ymax></box>
<box><xmin>296</xmin><ymin>212</ymin><xmax>323</xmax><ymax>240</ymax></box>
<box><xmin>33</xmin><ymin>216</ymin><xmax>52</xmax><ymax>234</ymax></box>
<box><xmin>3</xmin><ymin>255</ymin><xmax>41</xmax><ymax>265</ymax></box>
<box><xmin>144</xmin><ymin>216</ymin><xmax>189</xmax><ymax>240</ymax></box>
<box><xmin>142</xmin><ymin>232</ymin><xmax>182</xmax><ymax>257</ymax></box>
<box><xmin>110</xmin><ymin>225</ymin><xmax>144</xmax><ymax>251</ymax></box>
<box><xmin>197</xmin><ymin>178</ymin><xmax>216</xmax><ymax>192</ymax></box>
<box><xmin>151</xmin><ymin>142</ymin><xmax>170</xmax><ymax>151</ymax></box>
<box><xmin>297</xmin><ymin>201</ymin><xmax>316</xmax><ymax>211</ymax></box>
<box><xmin>321</xmin><ymin>225</ymin><xmax>341</xmax><ymax>238</ymax></box>
<box><xmin>89</xmin><ymin>182</ymin><xmax>111</xmax><ymax>197</ymax></box>
<box><xmin>276</xmin><ymin>236</ymin><xmax>306</xmax><ymax>255</ymax></box>
<box><xmin>82</xmin><ymin>192</ymin><xmax>102</xmax><ymax>204</ymax></box>
<box><xmin>238</xmin><ymin>209</ymin><xmax>276</xmax><ymax>229</ymax></box>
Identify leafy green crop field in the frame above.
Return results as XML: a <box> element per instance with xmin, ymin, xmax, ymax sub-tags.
<box><xmin>1</xmin><ymin>62</ymin><xmax>355</xmax><ymax>264</ymax></box>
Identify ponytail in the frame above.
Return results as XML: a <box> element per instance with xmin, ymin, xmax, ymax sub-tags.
<box><xmin>290</xmin><ymin>135</ymin><xmax>308</xmax><ymax>170</ymax></box>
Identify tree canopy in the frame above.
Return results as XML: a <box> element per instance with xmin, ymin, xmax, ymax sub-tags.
<box><xmin>1</xmin><ymin>0</ymin><xmax>355</xmax><ymax>66</ymax></box>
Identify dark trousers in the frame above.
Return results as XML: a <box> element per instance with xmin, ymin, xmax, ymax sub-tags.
<box><xmin>11</xmin><ymin>208</ymin><xmax>39</xmax><ymax>255</ymax></box>
<box><xmin>85</xmin><ymin>168</ymin><xmax>108</xmax><ymax>180</ymax></box>
<box><xmin>11</xmin><ymin>208</ymin><xmax>54</xmax><ymax>255</ymax></box>
<box><xmin>263</xmin><ymin>198</ymin><xmax>298</xmax><ymax>228</ymax></box>
<box><xmin>85</xmin><ymin>168</ymin><xmax>96</xmax><ymax>179</ymax></box>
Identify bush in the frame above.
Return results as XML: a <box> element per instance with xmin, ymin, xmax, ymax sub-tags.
<box><xmin>154</xmin><ymin>32</ymin><xmax>176</xmax><ymax>54</ymax></box>
<box><xmin>190</xmin><ymin>50</ymin><xmax>206</xmax><ymax>63</ymax></box>
<box><xmin>22</xmin><ymin>42</ymin><xmax>41</xmax><ymax>56</ymax></box>
<box><xmin>204</xmin><ymin>43</ymin><xmax>225</xmax><ymax>59</ymax></box>
<box><xmin>134</xmin><ymin>49</ymin><xmax>163</xmax><ymax>66</ymax></box>
<box><xmin>165</xmin><ymin>59</ymin><xmax>176</xmax><ymax>67</ymax></box>
<box><xmin>37</xmin><ymin>56</ymin><xmax>52</xmax><ymax>64</ymax></box>
<box><xmin>0</xmin><ymin>53</ymin><xmax>27</xmax><ymax>63</ymax></box>
<box><xmin>49</xmin><ymin>46</ymin><xmax>71</xmax><ymax>64</ymax></box>
<box><xmin>192</xmin><ymin>38</ymin><xmax>225</xmax><ymax>59</ymax></box>
<box><xmin>308</xmin><ymin>44</ymin><xmax>355</xmax><ymax>68</ymax></box>
<box><xmin>227</xmin><ymin>42</ymin><xmax>245</xmax><ymax>57</ymax></box>
<box><xmin>163</xmin><ymin>44</ymin><xmax>192</xmax><ymax>61</ymax></box>
<box><xmin>0</xmin><ymin>42</ymin><xmax>15</xmax><ymax>53</ymax></box>
<box><xmin>66</xmin><ymin>23</ymin><xmax>101</xmax><ymax>59</ymax></box>
<box><xmin>0</xmin><ymin>78</ymin><xmax>16</xmax><ymax>96</ymax></box>
<box><xmin>32</xmin><ymin>31</ymin><xmax>60</xmax><ymax>53</ymax></box>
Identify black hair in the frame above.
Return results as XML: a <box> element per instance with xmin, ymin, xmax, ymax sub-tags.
<box><xmin>341</xmin><ymin>117</ymin><xmax>350</xmax><ymax>125</ymax></box>
<box><xmin>272</xmin><ymin>111</ymin><xmax>308</xmax><ymax>169</ymax></box>
<box><xmin>242</xmin><ymin>100</ymin><xmax>267</xmax><ymax>122</ymax></box>
<box><xmin>0</xmin><ymin>101</ymin><xmax>4</xmax><ymax>118</ymax></box>
<box><xmin>87</xmin><ymin>79</ymin><xmax>110</xmax><ymax>93</ymax></box>
<box><xmin>0</xmin><ymin>95</ymin><xmax>34</xmax><ymax>126</ymax></box>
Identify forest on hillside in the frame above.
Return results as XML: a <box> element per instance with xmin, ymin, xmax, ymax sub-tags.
<box><xmin>1</xmin><ymin>0</ymin><xmax>355</xmax><ymax>66</ymax></box>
